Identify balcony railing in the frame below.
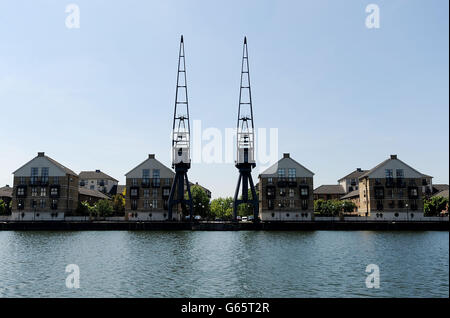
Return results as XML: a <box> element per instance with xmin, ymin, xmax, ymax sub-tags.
<box><xmin>299</xmin><ymin>185</ymin><xmax>309</xmax><ymax>198</ymax></box>
<box><xmin>130</xmin><ymin>186</ymin><xmax>140</xmax><ymax>199</ymax></box>
<box><xmin>277</xmin><ymin>178</ymin><xmax>287</xmax><ymax>187</ymax></box>
<box><xmin>141</xmin><ymin>178</ymin><xmax>151</xmax><ymax>188</ymax></box>
<box><xmin>288</xmin><ymin>178</ymin><xmax>297</xmax><ymax>187</ymax></box>
<box><xmin>152</xmin><ymin>179</ymin><xmax>161</xmax><ymax>188</ymax></box>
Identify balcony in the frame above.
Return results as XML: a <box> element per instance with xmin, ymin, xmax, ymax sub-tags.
<box><xmin>288</xmin><ymin>178</ymin><xmax>297</xmax><ymax>188</ymax></box>
<box><xmin>408</xmin><ymin>186</ymin><xmax>419</xmax><ymax>199</ymax></box>
<box><xmin>266</xmin><ymin>185</ymin><xmax>276</xmax><ymax>199</ymax></box>
<box><xmin>385</xmin><ymin>178</ymin><xmax>394</xmax><ymax>188</ymax></box>
<box><xmin>130</xmin><ymin>186</ymin><xmax>140</xmax><ymax>199</ymax></box>
<box><xmin>50</xmin><ymin>185</ymin><xmax>60</xmax><ymax>198</ymax></box>
<box><xmin>16</xmin><ymin>186</ymin><xmax>27</xmax><ymax>198</ymax></box>
<box><xmin>162</xmin><ymin>186</ymin><xmax>171</xmax><ymax>199</ymax></box>
<box><xmin>396</xmin><ymin>179</ymin><xmax>406</xmax><ymax>188</ymax></box>
<box><xmin>299</xmin><ymin>185</ymin><xmax>309</xmax><ymax>199</ymax></box>
<box><xmin>29</xmin><ymin>177</ymin><xmax>40</xmax><ymax>186</ymax></box>
<box><xmin>141</xmin><ymin>178</ymin><xmax>151</xmax><ymax>188</ymax></box>
<box><xmin>374</xmin><ymin>186</ymin><xmax>384</xmax><ymax>199</ymax></box>
<box><xmin>152</xmin><ymin>179</ymin><xmax>161</xmax><ymax>188</ymax></box>
<box><xmin>277</xmin><ymin>178</ymin><xmax>287</xmax><ymax>187</ymax></box>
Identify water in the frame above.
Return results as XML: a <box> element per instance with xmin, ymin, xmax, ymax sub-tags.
<box><xmin>0</xmin><ymin>231</ymin><xmax>448</xmax><ymax>298</ymax></box>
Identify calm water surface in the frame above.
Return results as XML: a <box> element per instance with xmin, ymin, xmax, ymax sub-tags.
<box><xmin>0</xmin><ymin>231</ymin><xmax>448</xmax><ymax>297</ymax></box>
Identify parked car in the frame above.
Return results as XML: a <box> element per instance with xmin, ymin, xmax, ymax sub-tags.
<box><xmin>214</xmin><ymin>218</ymin><xmax>223</xmax><ymax>222</ymax></box>
<box><xmin>248</xmin><ymin>215</ymin><xmax>254</xmax><ymax>221</ymax></box>
<box><xmin>241</xmin><ymin>216</ymin><xmax>248</xmax><ymax>222</ymax></box>
<box><xmin>236</xmin><ymin>216</ymin><xmax>242</xmax><ymax>221</ymax></box>
<box><xmin>194</xmin><ymin>215</ymin><xmax>202</xmax><ymax>221</ymax></box>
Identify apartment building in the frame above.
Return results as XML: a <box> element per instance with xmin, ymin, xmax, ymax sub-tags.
<box><xmin>11</xmin><ymin>152</ymin><xmax>79</xmax><ymax>220</ymax></box>
<box><xmin>258</xmin><ymin>153</ymin><xmax>314</xmax><ymax>221</ymax></box>
<box><xmin>313</xmin><ymin>185</ymin><xmax>346</xmax><ymax>200</ymax></box>
<box><xmin>79</xmin><ymin>170</ymin><xmax>118</xmax><ymax>195</ymax></box>
<box><xmin>358</xmin><ymin>155</ymin><xmax>432</xmax><ymax>219</ymax></box>
<box><xmin>0</xmin><ymin>185</ymin><xmax>13</xmax><ymax>214</ymax></box>
<box><xmin>125</xmin><ymin>154</ymin><xmax>176</xmax><ymax>221</ymax></box>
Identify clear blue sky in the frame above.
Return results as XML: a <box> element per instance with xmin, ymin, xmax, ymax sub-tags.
<box><xmin>0</xmin><ymin>0</ymin><xmax>448</xmax><ymax>198</ymax></box>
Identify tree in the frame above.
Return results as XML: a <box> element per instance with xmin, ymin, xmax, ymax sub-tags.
<box><xmin>424</xmin><ymin>196</ymin><xmax>449</xmax><ymax>216</ymax></box>
<box><xmin>95</xmin><ymin>199</ymin><xmax>114</xmax><ymax>217</ymax></box>
<box><xmin>210</xmin><ymin>197</ymin><xmax>233</xmax><ymax>220</ymax></box>
<box><xmin>0</xmin><ymin>200</ymin><xmax>5</xmax><ymax>215</ymax></box>
<box><xmin>237</xmin><ymin>188</ymin><xmax>259</xmax><ymax>217</ymax></box>
<box><xmin>185</xmin><ymin>185</ymin><xmax>211</xmax><ymax>218</ymax></box>
<box><xmin>314</xmin><ymin>199</ymin><xmax>354</xmax><ymax>216</ymax></box>
<box><xmin>342</xmin><ymin>200</ymin><xmax>357</xmax><ymax>213</ymax></box>
<box><xmin>112</xmin><ymin>194</ymin><xmax>125</xmax><ymax>216</ymax></box>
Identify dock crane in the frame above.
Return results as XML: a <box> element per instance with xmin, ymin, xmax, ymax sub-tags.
<box><xmin>168</xmin><ymin>35</ymin><xmax>193</xmax><ymax>221</ymax></box>
<box><xmin>233</xmin><ymin>37</ymin><xmax>259</xmax><ymax>222</ymax></box>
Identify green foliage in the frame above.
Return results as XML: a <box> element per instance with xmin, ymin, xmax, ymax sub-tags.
<box><xmin>314</xmin><ymin>199</ymin><xmax>356</xmax><ymax>216</ymax></box>
<box><xmin>424</xmin><ymin>196</ymin><xmax>449</xmax><ymax>216</ymax></box>
<box><xmin>185</xmin><ymin>185</ymin><xmax>211</xmax><ymax>218</ymax></box>
<box><xmin>76</xmin><ymin>201</ymin><xmax>91</xmax><ymax>216</ymax></box>
<box><xmin>237</xmin><ymin>189</ymin><xmax>259</xmax><ymax>217</ymax></box>
<box><xmin>112</xmin><ymin>194</ymin><xmax>125</xmax><ymax>216</ymax></box>
<box><xmin>0</xmin><ymin>200</ymin><xmax>5</xmax><ymax>215</ymax></box>
<box><xmin>210</xmin><ymin>197</ymin><xmax>234</xmax><ymax>220</ymax></box>
<box><xmin>95</xmin><ymin>199</ymin><xmax>114</xmax><ymax>217</ymax></box>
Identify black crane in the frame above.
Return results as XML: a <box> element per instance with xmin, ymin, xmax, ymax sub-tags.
<box><xmin>233</xmin><ymin>37</ymin><xmax>259</xmax><ymax>221</ymax></box>
<box><xmin>168</xmin><ymin>35</ymin><xmax>193</xmax><ymax>221</ymax></box>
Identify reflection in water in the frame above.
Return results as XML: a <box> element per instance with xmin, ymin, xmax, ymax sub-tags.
<box><xmin>0</xmin><ymin>231</ymin><xmax>448</xmax><ymax>297</ymax></box>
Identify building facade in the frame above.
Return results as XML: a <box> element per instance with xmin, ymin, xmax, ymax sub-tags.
<box><xmin>313</xmin><ymin>185</ymin><xmax>346</xmax><ymax>200</ymax></box>
<box><xmin>258</xmin><ymin>153</ymin><xmax>314</xmax><ymax>221</ymax></box>
<box><xmin>11</xmin><ymin>152</ymin><xmax>79</xmax><ymax>220</ymax></box>
<box><xmin>124</xmin><ymin>154</ymin><xmax>176</xmax><ymax>221</ymax></box>
<box><xmin>79</xmin><ymin>170</ymin><xmax>118</xmax><ymax>195</ymax></box>
<box><xmin>78</xmin><ymin>187</ymin><xmax>111</xmax><ymax>205</ymax></box>
<box><xmin>0</xmin><ymin>185</ymin><xmax>13</xmax><ymax>214</ymax></box>
<box><xmin>358</xmin><ymin>155</ymin><xmax>432</xmax><ymax>219</ymax></box>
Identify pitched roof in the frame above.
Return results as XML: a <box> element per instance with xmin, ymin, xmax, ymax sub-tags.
<box><xmin>259</xmin><ymin>154</ymin><xmax>314</xmax><ymax>177</ymax></box>
<box><xmin>338</xmin><ymin>169</ymin><xmax>368</xmax><ymax>182</ymax></box>
<box><xmin>432</xmin><ymin>189</ymin><xmax>449</xmax><ymax>199</ymax></box>
<box><xmin>78</xmin><ymin>187</ymin><xmax>110</xmax><ymax>200</ymax></box>
<box><xmin>125</xmin><ymin>154</ymin><xmax>175</xmax><ymax>177</ymax></box>
<box><xmin>359</xmin><ymin>155</ymin><xmax>430</xmax><ymax>179</ymax></box>
<box><xmin>340</xmin><ymin>189</ymin><xmax>360</xmax><ymax>200</ymax></box>
<box><xmin>314</xmin><ymin>184</ymin><xmax>346</xmax><ymax>195</ymax></box>
<box><xmin>79</xmin><ymin>170</ymin><xmax>118</xmax><ymax>182</ymax></box>
<box><xmin>116</xmin><ymin>185</ymin><xmax>126</xmax><ymax>195</ymax></box>
<box><xmin>433</xmin><ymin>184</ymin><xmax>449</xmax><ymax>193</ymax></box>
<box><xmin>13</xmin><ymin>153</ymin><xmax>77</xmax><ymax>176</ymax></box>
<box><xmin>0</xmin><ymin>185</ymin><xmax>13</xmax><ymax>198</ymax></box>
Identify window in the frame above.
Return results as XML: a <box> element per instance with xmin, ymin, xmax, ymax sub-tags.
<box><xmin>132</xmin><ymin>179</ymin><xmax>138</xmax><ymax>186</ymax></box>
<box><xmin>153</xmin><ymin>169</ymin><xmax>160</xmax><ymax>179</ymax></box>
<box><xmin>165</xmin><ymin>178</ymin><xmax>171</xmax><ymax>185</ymax></box>
<box><xmin>268</xmin><ymin>200</ymin><xmax>274</xmax><ymax>210</ymax></box>
<box><xmin>41</xmin><ymin>167</ymin><xmax>49</xmax><ymax>183</ymax></box>
<box><xmin>31</xmin><ymin>187</ymin><xmax>38</xmax><ymax>197</ymax></box>
<box><xmin>39</xmin><ymin>199</ymin><xmax>46</xmax><ymax>208</ymax></box>
<box><xmin>130</xmin><ymin>188</ymin><xmax>138</xmax><ymax>196</ymax></box>
<box><xmin>279</xmin><ymin>188</ymin><xmax>286</xmax><ymax>196</ymax></box>
<box><xmin>131</xmin><ymin>200</ymin><xmax>138</xmax><ymax>210</ymax></box>
<box><xmin>398</xmin><ymin>189</ymin><xmax>404</xmax><ymax>198</ymax></box>
<box><xmin>51</xmin><ymin>199</ymin><xmax>58</xmax><ymax>210</ymax></box>
<box><xmin>267</xmin><ymin>177</ymin><xmax>273</xmax><ymax>184</ymax></box>
<box><xmin>385</xmin><ymin>169</ymin><xmax>393</xmax><ymax>178</ymax></box>
<box><xmin>152</xmin><ymin>189</ymin><xmax>158</xmax><ymax>198</ymax></box>
<box><xmin>289</xmin><ymin>189</ymin><xmax>294</xmax><ymax>197</ymax></box>
<box><xmin>143</xmin><ymin>189</ymin><xmax>150</xmax><ymax>198</ymax></box>
<box><xmin>163</xmin><ymin>188</ymin><xmax>170</xmax><ymax>196</ymax></box>
<box><xmin>90</xmin><ymin>185</ymin><xmax>95</xmax><ymax>190</ymax></box>
<box><xmin>301</xmin><ymin>200</ymin><xmax>308</xmax><ymax>210</ymax></box>
<box><xmin>387</xmin><ymin>189</ymin><xmax>393</xmax><ymax>199</ymax></box>
<box><xmin>288</xmin><ymin>168</ymin><xmax>296</xmax><ymax>180</ymax></box>
<box><xmin>300</xmin><ymin>187</ymin><xmax>308</xmax><ymax>196</ymax></box>
<box><xmin>144</xmin><ymin>200</ymin><xmax>150</xmax><ymax>209</ymax></box>
<box><xmin>289</xmin><ymin>200</ymin><xmax>295</xmax><ymax>208</ymax></box>
<box><xmin>31</xmin><ymin>167</ymin><xmax>39</xmax><ymax>177</ymax></box>
<box><xmin>53</xmin><ymin>176</ymin><xmax>59</xmax><ymax>184</ymax></box>
<box><xmin>17</xmin><ymin>187</ymin><xmax>25</xmax><ymax>196</ymax></box>
<box><xmin>410</xmin><ymin>188</ymin><xmax>418</xmax><ymax>197</ymax></box>
<box><xmin>277</xmin><ymin>168</ymin><xmax>285</xmax><ymax>178</ymax></box>
<box><xmin>152</xmin><ymin>199</ymin><xmax>158</xmax><ymax>209</ymax></box>
<box><xmin>143</xmin><ymin>169</ymin><xmax>150</xmax><ymax>178</ymax></box>
<box><xmin>396</xmin><ymin>169</ymin><xmax>404</xmax><ymax>178</ymax></box>
<box><xmin>17</xmin><ymin>200</ymin><xmax>24</xmax><ymax>210</ymax></box>
<box><xmin>40</xmin><ymin>187</ymin><xmax>46</xmax><ymax>197</ymax></box>
<box><xmin>50</xmin><ymin>187</ymin><xmax>58</xmax><ymax>197</ymax></box>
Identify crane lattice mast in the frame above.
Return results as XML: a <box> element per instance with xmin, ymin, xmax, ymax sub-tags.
<box><xmin>233</xmin><ymin>37</ymin><xmax>259</xmax><ymax>221</ymax></box>
<box><xmin>168</xmin><ymin>35</ymin><xmax>193</xmax><ymax>221</ymax></box>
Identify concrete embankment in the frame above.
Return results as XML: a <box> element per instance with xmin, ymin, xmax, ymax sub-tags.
<box><xmin>0</xmin><ymin>221</ymin><xmax>448</xmax><ymax>231</ymax></box>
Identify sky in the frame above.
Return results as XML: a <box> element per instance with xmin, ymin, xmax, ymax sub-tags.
<box><xmin>0</xmin><ymin>0</ymin><xmax>448</xmax><ymax>198</ymax></box>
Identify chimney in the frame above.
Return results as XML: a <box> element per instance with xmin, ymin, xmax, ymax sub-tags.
<box><xmin>283</xmin><ymin>153</ymin><xmax>290</xmax><ymax>159</ymax></box>
<box><xmin>149</xmin><ymin>154</ymin><xmax>155</xmax><ymax>159</ymax></box>
<box><xmin>357</xmin><ymin>168</ymin><xmax>362</xmax><ymax>172</ymax></box>
<box><xmin>37</xmin><ymin>152</ymin><xmax>45</xmax><ymax>157</ymax></box>
<box><xmin>390</xmin><ymin>155</ymin><xmax>397</xmax><ymax>160</ymax></box>
<box><xmin>95</xmin><ymin>169</ymin><xmax>101</xmax><ymax>173</ymax></box>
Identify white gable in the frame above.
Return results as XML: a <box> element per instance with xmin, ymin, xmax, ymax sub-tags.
<box><xmin>260</xmin><ymin>157</ymin><xmax>314</xmax><ymax>178</ymax></box>
<box><xmin>367</xmin><ymin>159</ymin><xmax>424</xmax><ymax>179</ymax></box>
<box><xmin>125</xmin><ymin>157</ymin><xmax>175</xmax><ymax>179</ymax></box>
<box><xmin>14</xmin><ymin>156</ymin><xmax>67</xmax><ymax>177</ymax></box>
